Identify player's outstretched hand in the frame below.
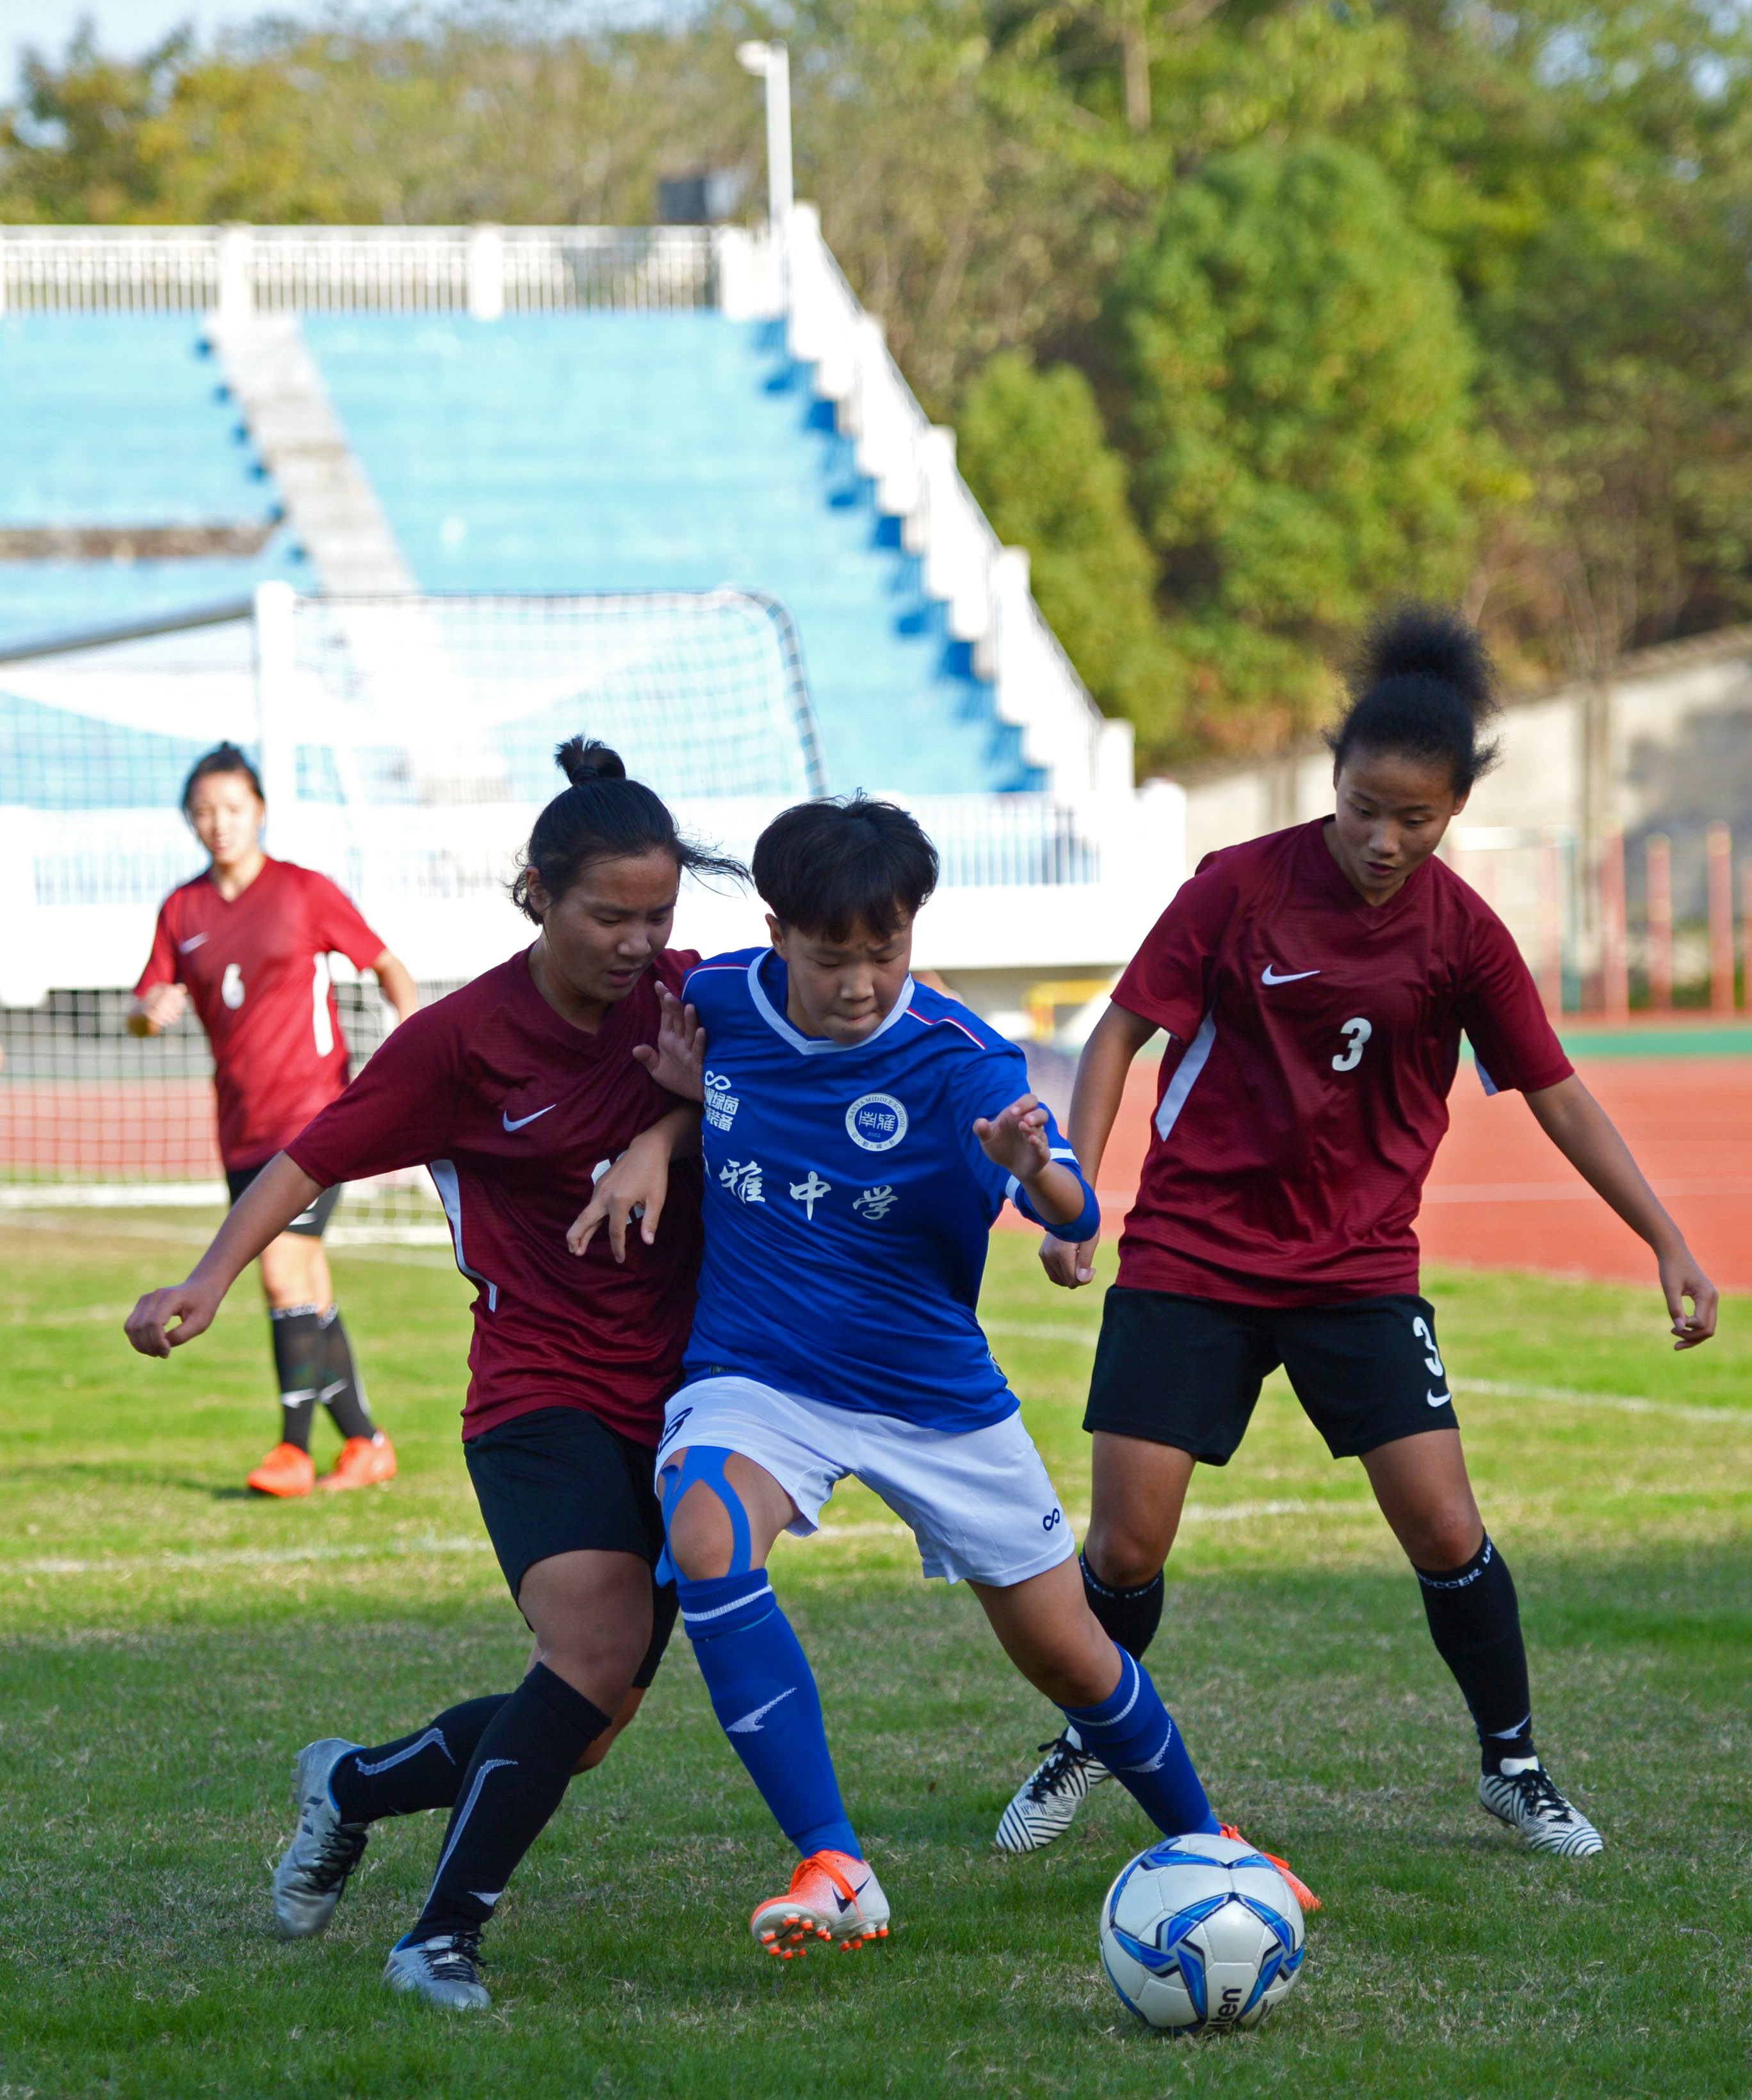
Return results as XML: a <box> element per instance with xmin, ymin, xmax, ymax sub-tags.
<box><xmin>633</xmin><ymin>983</ymin><xmax>706</xmax><ymax>1101</ymax></box>
<box><xmin>124</xmin><ymin>1279</ymin><xmax>222</xmax><ymax>1359</ymax></box>
<box><xmin>1040</xmin><ymin>1229</ymin><xmax>1099</xmax><ymax>1289</ymax></box>
<box><xmin>974</xmin><ymin>1093</ymin><xmax>1053</xmax><ymax>1181</ymax></box>
<box><xmin>1660</xmin><ymin>1245</ymin><xmax>1718</xmax><ymax>1349</ymax></box>
<box><xmin>566</xmin><ymin>1127</ymin><xmax>674</xmax><ymax>1264</ymax></box>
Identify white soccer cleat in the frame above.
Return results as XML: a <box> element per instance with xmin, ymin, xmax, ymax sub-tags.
<box><xmin>1479</xmin><ymin>1759</ymin><xmax>1604</xmax><ymax>1857</ymax></box>
<box><xmin>994</xmin><ymin>1729</ymin><xmax>1110</xmax><ymax>1854</ymax></box>
<box><xmin>383</xmin><ymin>1931</ymin><xmax>491</xmax><ymax>2010</ymax></box>
<box><xmin>272</xmin><ymin>1736</ymin><xmax>368</xmax><ymax>1938</ymax></box>
<box><xmin>750</xmin><ymin>1850</ymin><xmax>891</xmax><ymax>1957</ymax></box>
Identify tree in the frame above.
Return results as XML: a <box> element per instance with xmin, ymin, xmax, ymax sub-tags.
<box><xmin>1110</xmin><ymin>136</ymin><xmax>1495</xmax><ymax>750</ymax></box>
<box><xmin>955</xmin><ymin>350</ymin><xmax>1179</xmax><ymax>751</ymax></box>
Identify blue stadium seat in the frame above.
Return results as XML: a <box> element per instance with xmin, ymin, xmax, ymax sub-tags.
<box><xmin>302</xmin><ymin>314</ymin><xmax>1035</xmax><ymax>793</ymax></box>
<box><xmin>0</xmin><ymin>316</ymin><xmax>305</xmax><ymax>652</ymax></box>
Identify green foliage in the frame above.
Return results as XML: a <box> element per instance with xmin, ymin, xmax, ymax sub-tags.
<box><xmin>1110</xmin><ymin>139</ymin><xmax>1493</xmax><ymax>750</ymax></box>
<box><xmin>955</xmin><ymin>351</ymin><xmax>1179</xmax><ymax>752</ymax></box>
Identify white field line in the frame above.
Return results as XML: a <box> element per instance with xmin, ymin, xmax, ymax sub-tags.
<box><xmin>4</xmin><ymin>1500</ymin><xmax>1351</xmax><ymax>1577</ymax></box>
<box><xmin>982</xmin><ymin>1320</ymin><xmax>1751</xmax><ymax>1427</ymax></box>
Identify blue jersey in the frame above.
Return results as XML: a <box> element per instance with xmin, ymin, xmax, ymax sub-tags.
<box><xmin>680</xmin><ymin>948</ymin><xmax>1099</xmax><ymax>1430</ymax></box>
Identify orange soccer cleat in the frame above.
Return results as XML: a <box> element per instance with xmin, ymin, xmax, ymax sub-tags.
<box><xmin>750</xmin><ymin>1850</ymin><xmax>891</xmax><ymax>1959</ymax></box>
<box><xmin>317</xmin><ymin>1434</ymin><xmax>397</xmax><ymax>1492</ymax></box>
<box><xmin>248</xmin><ymin>1442</ymin><xmax>316</xmax><ymax>1498</ymax></box>
<box><xmin>1221</xmin><ymin>1823</ymin><xmax>1322</xmax><ymax>1914</ymax></box>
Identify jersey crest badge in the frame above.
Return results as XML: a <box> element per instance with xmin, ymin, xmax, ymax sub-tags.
<box><xmin>846</xmin><ymin>1092</ymin><xmax>907</xmax><ymax>1152</ymax></box>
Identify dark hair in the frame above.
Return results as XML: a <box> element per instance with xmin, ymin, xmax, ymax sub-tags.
<box><xmin>511</xmin><ymin>738</ymin><xmax>745</xmax><ymax>921</ymax></box>
<box><xmin>752</xmin><ymin>795</ymin><xmax>939</xmax><ymax>942</ymax></box>
<box><xmin>1327</xmin><ymin>603</ymin><xmax>1502</xmax><ymax>795</ymax></box>
<box><xmin>181</xmin><ymin>741</ymin><xmax>264</xmax><ymax>811</ymax></box>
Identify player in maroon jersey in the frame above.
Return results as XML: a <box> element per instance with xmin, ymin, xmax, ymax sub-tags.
<box><xmin>993</xmin><ymin>607</ymin><xmax>1717</xmax><ymax>1864</ymax></box>
<box><xmin>124</xmin><ymin>738</ymin><xmax>741</xmax><ymax>2010</ymax></box>
<box><xmin>128</xmin><ymin>744</ymin><xmax>418</xmax><ymax>1498</ymax></box>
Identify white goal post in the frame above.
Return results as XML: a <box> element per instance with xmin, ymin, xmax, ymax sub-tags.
<box><xmin>0</xmin><ymin>585</ymin><xmax>823</xmax><ymax>1239</ymax></box>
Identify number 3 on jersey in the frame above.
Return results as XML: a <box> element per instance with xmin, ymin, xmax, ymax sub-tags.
<box><xmin>1332</xmin><ymin>1017</ymin><xmax>1371</xmax><ymax>1072</ymax></box>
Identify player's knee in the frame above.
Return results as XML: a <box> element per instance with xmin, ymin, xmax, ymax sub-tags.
<box><xmin>1083</xmin><ymin>1521</ymin><xmax>1166</xmax><ymax>1592</ymax></box>
<box><xmin>1402</xmin><ymin>1503</ymin><xmax>1484</xmax><ymax>1572</ymax></box>
<box><xmin>658</xmin><ymin>1446</ymin><xmax>757</xmax><ymax>1581</ymax></box>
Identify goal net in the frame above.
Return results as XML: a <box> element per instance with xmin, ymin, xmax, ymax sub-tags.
<box><xmin>0</xmin><ymin>586</ymin><xmax>820</xmax><ymax>1240</ymax></box>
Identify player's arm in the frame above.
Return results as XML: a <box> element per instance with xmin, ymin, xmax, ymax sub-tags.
<box><xmin>1525</xmin><ymin>1074</ymin><xmax>1717</xmax><ymax>1349</ymax></box>
<box><xmin>127</xmin><ymin>909</ymin><xmax>188</xmax><ymax>1037</ymax></box>
<box><xmin>975</xmin><ymin>1094</ymin><xmax>1100</xmax><ymax>1236</ymax></box>
<box><xmin>1039</xmin><ymin>1000</ymin><xmax>1159</xmax><ymax>1288</ymax></box>
<box><xmin>565</xmin><ymin>1103</ymin><xmax>704</xmax><ymax>1264</ymax></box>
<box><xmin>369</xmin><ymin>948</ymin><xmax>419</xmax><ymax>1024</ymax></box>
<box><xmin>123</xmin><ymin>1153</ymin><xmax>329</xmax><ymax>1358</ymax></box>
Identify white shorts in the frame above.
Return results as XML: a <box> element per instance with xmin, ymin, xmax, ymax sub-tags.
<box><xmin>657</xmin><ymin>1377</ymin><xmax>1076</xmax><ymax>1588</ymax></box>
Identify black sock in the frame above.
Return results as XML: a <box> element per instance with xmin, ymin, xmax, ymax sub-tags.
<box><xmin>1080</xmin><ymin>1549</ymin><xmax>1165</xmax><ymax>1660</ymax></box>
<box><xmin>410</xmin><ymin>1665</ymin><xmax>611</xmax><ymax>1942</ymax></box>
<box><xmin>1413</xmin><ymin>1534</ymin><xmax>1535</xmax><ymax>1771</ymax></box>
<box><xmin>269</xmin><ymin>1304</ymin><xmax>327</xmax><ymax>1451</ymax></box>
<box><xmin>318</xmin><ymin>1307</ymin><xmax>377</xmax><ymax>1442</ymax></box>
<box><xmin>328</xmin><ymin>1696</ymin><xmax>511</xmax><ymax>1823</ymax></box>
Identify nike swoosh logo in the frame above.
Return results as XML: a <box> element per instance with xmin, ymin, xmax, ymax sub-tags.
<box><xmin>1261</xmin><ymin>965</ymin><xmax>1320</xmax><ymax>985</ymax></box>
<box><xmin>178</xmin><ymin>933</ymin><xmax>208</xmax><ymax>953</ymax></box>
<box><xmin>501</xmin><ymin>1104</ymin><xmax>556</xmax><ymax>1132</ymax></box>
<box><xmin>1427</xmin><ymin>1390</ymin><xmax>1452</xmax><ymax>1407</ymax></box>
<box><xmin>833</xmin><ymin>1880</ymin><xmax>871</xmax><ymax>1914</ymax></box>
<box><xmin>727</xmin><ymin>1688</ymin><xmax>797</xmax><ymax>1734</ymax></box>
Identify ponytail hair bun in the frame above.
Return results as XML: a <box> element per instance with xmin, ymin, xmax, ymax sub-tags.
<box><xmin>1328</xmin><ymin>602</ymin><xmax>1502</xmax><ymax>795</ymax></box>
<box><xmin>511</xmin><ymin>736</ymin><xmax>746</xmax><ymax>921</ymax></box>
<box><xmin>181</xmin><ymin>739</ymin><xmax>266</xmax><ymax>812</ymax></box>
<box><xmin>555</xmin><ymin>736</ymin><xmax>627</xmax><ymax>788</ymax></box>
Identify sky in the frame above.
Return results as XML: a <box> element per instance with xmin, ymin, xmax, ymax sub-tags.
<box><xmin>6</xmin><ymin>1</ymin><xmax>676</xmax><ymax>95</ymax></box>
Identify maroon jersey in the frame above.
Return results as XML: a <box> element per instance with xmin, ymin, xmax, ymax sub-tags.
<box><xmin>286</xmin><ymin>948</ymin><xmax>704</xmax><ymax>1443</ymax></box>
<box><xmin>1112</xmin><ymin>819</ymin><xmax>1573</xmax><ymax>1305</ymax></box>
<box><xmin>135</xmin><ymin>857</ymin><xmax>385</xmax><ymax>1171</ymax></box>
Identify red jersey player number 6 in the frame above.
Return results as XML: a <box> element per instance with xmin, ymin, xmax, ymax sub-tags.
<box><xmin>128</xmin><ymin>743</ymin><xmax>419</xmax><ymax>1498</ymax></box>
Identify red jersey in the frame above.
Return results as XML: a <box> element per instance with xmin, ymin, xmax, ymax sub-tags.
<box><xmin>1112</xmin><ymin>819</ymin><xmax>1573</xmax><ymax>1305</ymax></box>
<box><xmin>286</xmin><ymin>948</ymin><xmax>704</xmax><ymax>1444</ymax></box>
<box><xmin>135</xmin><ymin>857</ymin><xmax>386</xmax><ymax>1171</ymax></box>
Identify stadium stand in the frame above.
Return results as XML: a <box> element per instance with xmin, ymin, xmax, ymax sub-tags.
<box><xmin>300</xmin><ymin>311</ymin><xmax>1033</xmax><ymax>793</ymax></box>
<box><xmin>0</xmin><ymin>313</ymin><xmax>307</xmax><ymax>647</ymax></box>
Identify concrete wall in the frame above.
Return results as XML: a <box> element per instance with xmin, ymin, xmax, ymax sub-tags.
<box><xmin>1177</xmin><ymin>631</ymin><xmax>1752</xmax><ymax>920</ymax></box>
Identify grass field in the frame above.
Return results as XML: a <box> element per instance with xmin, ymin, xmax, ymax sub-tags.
<box><xmin>1</xmin><ymin>1214</ymin><xmax>1748</xmax><ymax>2099</ymax></box>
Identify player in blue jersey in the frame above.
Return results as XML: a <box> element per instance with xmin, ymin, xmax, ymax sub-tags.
<box><xmin>568</xmin><ymin>796</ymin><xmax>1316</xmax><ymax>1959</ymax></box>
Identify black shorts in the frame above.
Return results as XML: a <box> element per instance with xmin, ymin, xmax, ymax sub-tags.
<box><xmin>227</xmin><ymin>1164</ymin><xmax>341</xmax><ymax>1239</ymax></box>
<box><xmin>464</xmin><ymin>1405</ymin><xmax>677</xmax><ymax>1690</ymax></box>
<box><xmin>1084</xmin><ymin>1286</ymin><xmax>1459</xmax><ymax>1464</ymax></box>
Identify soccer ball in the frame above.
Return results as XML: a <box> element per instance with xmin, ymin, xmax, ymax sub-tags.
<box><xmin>1099</xmin><ymin>1830</ymin><xmax>1306</xmax><ymax>2033</ymax></box>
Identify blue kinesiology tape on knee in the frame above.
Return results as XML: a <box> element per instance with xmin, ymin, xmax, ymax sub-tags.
<box><xmin>657</xmin><ymin>1445</ymin><xmax>754</xmax><ymax>1577</ymax></box>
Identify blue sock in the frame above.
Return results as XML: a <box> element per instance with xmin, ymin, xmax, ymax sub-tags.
<box><xmin>677</xmin><ymin>1569</ymin><xmax>860</xmax><ymax>1860</ymax></box>
<box><xmin>1062</xmin><ymin>1649</ymin><xmax>1221</xmax><ymax>1838</ymax></box>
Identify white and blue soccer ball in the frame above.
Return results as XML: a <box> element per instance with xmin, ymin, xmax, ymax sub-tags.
<box><xmin>1099</xmin><ymin>1830</ymin><xmax>1306</xmax><ymax>2033</ymax></box>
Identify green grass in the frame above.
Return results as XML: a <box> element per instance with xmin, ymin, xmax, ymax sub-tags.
<box><xmin>1</xmin><ymin>1215</ymin><xmax>1748</xmax><ymax>2099</ymax></box>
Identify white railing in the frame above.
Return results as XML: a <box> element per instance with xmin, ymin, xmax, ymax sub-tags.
<box><xmin>782</xmin><ymin>205</ymin><xmax>1133</xmax><ymax>801</ymax></box>
<box><xmin>0</xmin><ymin>223</ymin><xmax>718</xmax><ymax>316</ymax></box>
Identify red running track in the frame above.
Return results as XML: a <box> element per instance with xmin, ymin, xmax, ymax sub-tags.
<box><xmin>8</xmin><ymin>1064</ymin><xmax>1748</xmax><ymax>1290</ymax></box>
<box><xmin>1059</xmin><ymin>1055</ymin><xmax>1752</xmax><ymax>1292</ymax></box>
